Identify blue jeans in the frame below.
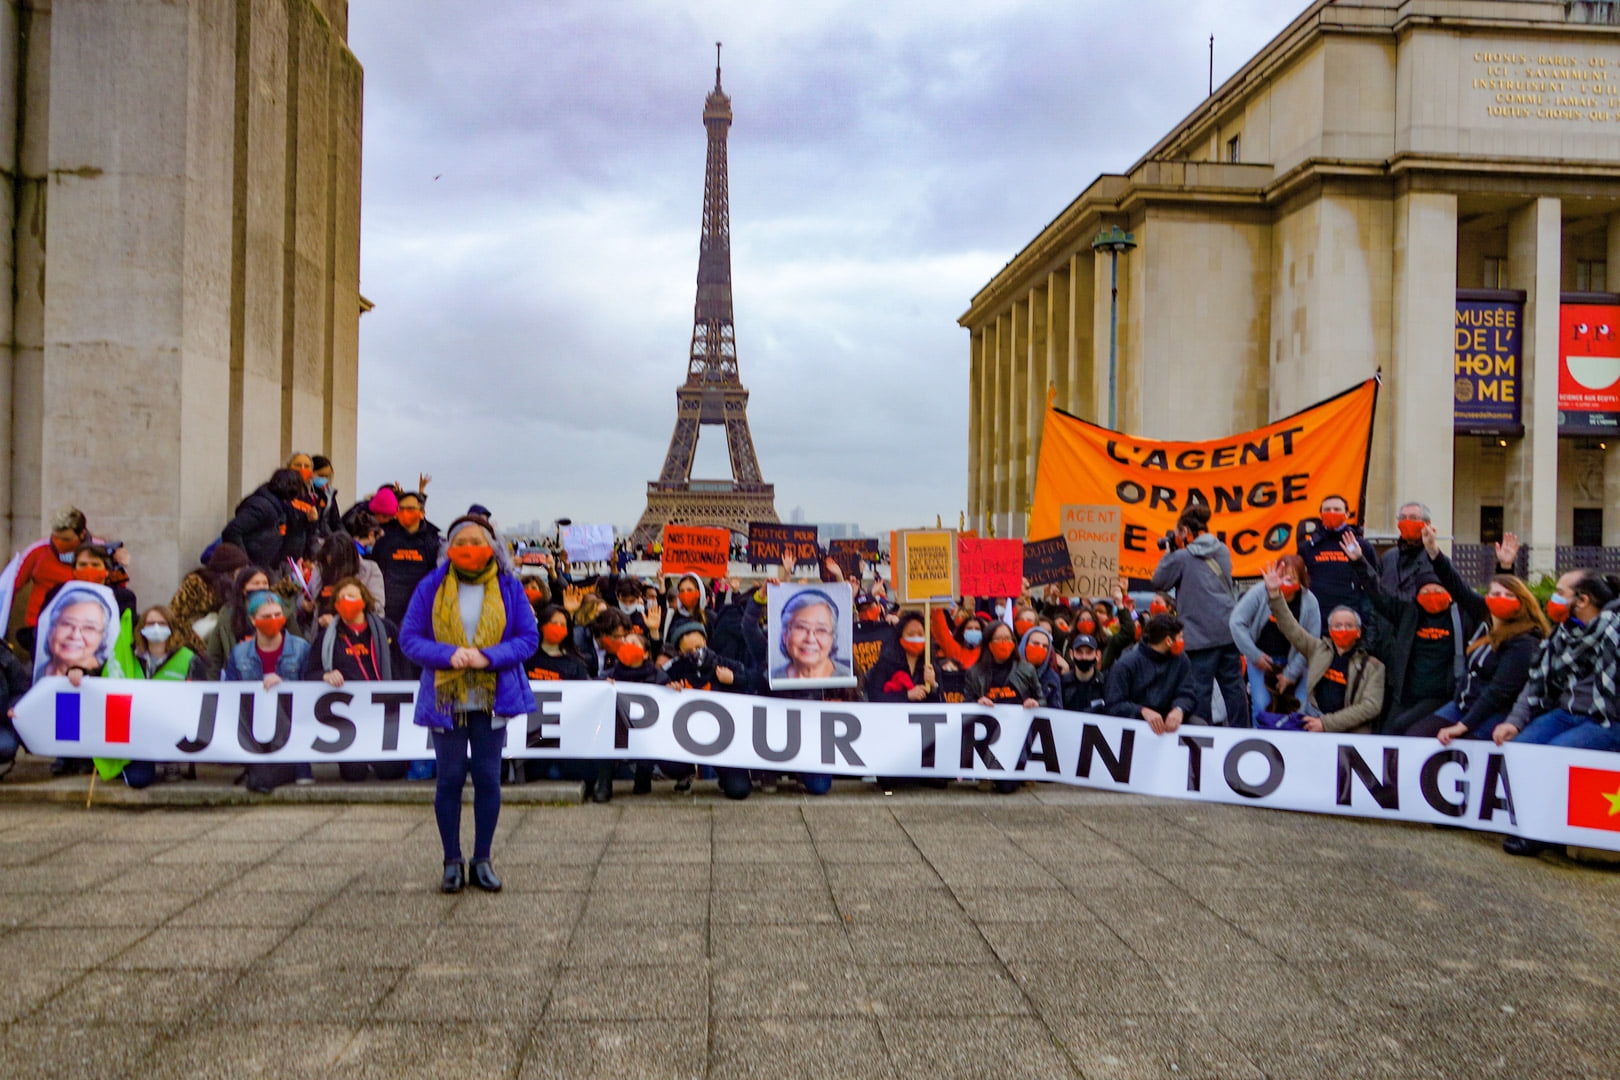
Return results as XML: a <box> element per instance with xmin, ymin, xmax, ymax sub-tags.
<box><xmin>800</xmin><ymin>773</ymin><xmax>832</xmax><ymax>796</ymax></box>
<box><xmin>0</xmin><ymin>722</ymin><xmax>18</xmax><ymax>764</ymax></box>
<box><xmin>431</xmin><ymin>712</ymin><xmax>503</xmax><ymax>864</ymax></box>
<box><xmin>1515</xmin><ymin>709</ymin><xmax>1620</xmax><ymax>752</ymax></box>
<box><xmin>1246</xmin><ymin>657</ymin><xmax>1292</xmax><ymax>724</ymax></box>
<box><xmin>122</xmin><ymin>763</ymin><xmax>157</xmax><ymax>789</ymax></box>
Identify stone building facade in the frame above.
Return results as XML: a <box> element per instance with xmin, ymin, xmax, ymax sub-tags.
<box><xmin>0</xmin><ymin>0</ymin><xmax>363</xmax><ymax>601</ymax></box>
<box><xmin>963</xmin><ymin>0</ymin><xmax>1620</xmax><ymax>578</ymax></box>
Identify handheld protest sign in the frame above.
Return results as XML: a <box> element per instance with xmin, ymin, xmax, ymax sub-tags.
<box><xmin>34</xmin><ymin>581</ymin><xmax>122</xmax><ymax>683</ymax></box>
<box><xmin>747</xmin><ymin>522</ymin><xmax>819</xmax><ymax>567</ymax></box>
<box><xmin>895</xmin><ymin>529</ymin><xmax>957</xmax><ymax>605</ymax></box>
<box><xmin>1023</xmin><ymin>536</ymin><xmax>1073</xmax><ymax>589</ymax></box>
<box><xmin>660</xmin><ymin>525</ymin><xmax>730</xmax><ymax>578</ymax></box>
<box><xmin>562</xmin><ymin>524</ymin><xmax>615</xmax><ymax>564</ymax></box>
<box><xmin>1060</xmin><ymin>505</ymin><xmax>1123</xmax><ymax>598</ymax></box>
<box><xmin>766</xmin><ymin>582</ymin><xmax>857</xmax><ymax>691</ymax></box>
<box><xmin>958</xmin><ymin>537</ymin><xmax>1023</xmax><ymax>598</ymax></box>
<box><xmin>824</xmin><ymin>538</ymin><xmax>878</xmax><ymax>583</ymax></box>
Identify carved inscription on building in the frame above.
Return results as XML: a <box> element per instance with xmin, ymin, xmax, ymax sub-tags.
<box><xmin>1472</xmin><ymin>49</ymin><xmax>1620</xmax><ymax>122</ymax></box>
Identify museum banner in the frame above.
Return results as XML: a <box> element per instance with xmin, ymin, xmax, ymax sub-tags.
<box><xmin>1030</xmin><ymin>378</ymin><xmax>1379</xmax><ymax>580</ymax></box>
<box><xmin>1454</xmin><ymin>294</ymin><xmax>1522</xmax><ymax>434</ymax></box>
<box><xmin>11</xmin><ymin>677</ymin><xmax>1617</xmax><ymax>852</ymax></box>
<box><xmin>1558</xmin><ymin>301</ymin><xmax>1620</xmax><ymax>434</ymax></box>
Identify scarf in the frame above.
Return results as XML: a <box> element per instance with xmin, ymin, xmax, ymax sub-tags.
<box><xmin>431</xmin><ymin>561</ymin><xmax>506</xmax><ymax>717</ymax></box>
<box><xmin>1521</xmin><ymin>613</ymin><xmax>1612</xmax><ymax>719</ymax></box>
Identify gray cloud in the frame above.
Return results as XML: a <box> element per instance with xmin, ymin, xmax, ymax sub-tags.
<box><xmin>352</xmin><ymin>0</ymin><xmax>1303</xmax><ymax>535</ymax></box>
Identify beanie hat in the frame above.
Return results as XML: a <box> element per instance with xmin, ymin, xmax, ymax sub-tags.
<box><xmin>369</xmin><ymin>488</ymin><xmax>399</xmax><ymax>516</ymax></box>
<box><xmin>668</xmin><ymin>619</ymin><xmax>706</xmax><ymax>645</ymax></box>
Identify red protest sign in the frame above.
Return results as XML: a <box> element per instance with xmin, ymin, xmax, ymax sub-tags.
<box><xmin>957</xmin><ymin>537</ymin><xmax>1024</xmax><ymax>598</ymax></box>
<box><xmin>660</xmin><ymin>525</ymin><xmax>731</xmax><ymax>578</ymax></box>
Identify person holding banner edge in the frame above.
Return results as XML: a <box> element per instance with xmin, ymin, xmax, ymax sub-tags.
<box><xmin>400</xmin><ymin>514</ymin><xmax>538</xmax><ymax>894</ymax></box>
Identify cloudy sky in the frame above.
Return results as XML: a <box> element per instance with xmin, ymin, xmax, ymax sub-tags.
<box><xmin>349</xmin><ymin>0</ymin><xmax>1305</xmax><ymax>537</ymax></box>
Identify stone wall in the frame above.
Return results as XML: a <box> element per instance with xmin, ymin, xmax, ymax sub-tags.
<box><xmin>0</xmin><ymin>0</ymin><xmax>362</xmax><ymax>605</ymax></box>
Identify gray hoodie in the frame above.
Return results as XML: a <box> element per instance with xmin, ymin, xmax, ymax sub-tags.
<box><xmin>1149</xmin><ymin>533</ymin><xmax>1236</xmax><ymax>651</ymax></box>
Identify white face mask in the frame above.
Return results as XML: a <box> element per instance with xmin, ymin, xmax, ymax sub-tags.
<box><xmin>620</xmin><ymin>602</ymin><xmax>644</xmax><ymax>615</ymax></box>
<box><xmin>141</xmin><ymin>624</ymin><xmax>172</xmax><ymax>644</ymax></box>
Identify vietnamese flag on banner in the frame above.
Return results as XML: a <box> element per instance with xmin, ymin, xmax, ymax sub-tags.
<box><xmin>1567</xmin><ymin>766</ymin><xmax>1620</xmax><ymax>832</ymax></box>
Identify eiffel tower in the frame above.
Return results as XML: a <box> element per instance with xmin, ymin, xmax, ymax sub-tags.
<box><xmin>631</xmin><ymin>46</ymin><xmax>778</xmax><ymax>549</ymax></box>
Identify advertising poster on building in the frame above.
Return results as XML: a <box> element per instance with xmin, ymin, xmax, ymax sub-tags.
<box><xmin>1030</xmin><ymin>378</ymin><xmax>1378</xmax><ymax>580</ymax></box>
<box><xmin>1558</xmin><ymin>303</ymin><xmax>1620</xmax><ymax>434</ymax></box>
<box><xmin>766</xmin><ymin>582</ymin><xmax>857</xmax><ymax>691</ymax></box>
<box><xmin>1454</xmin><ymin>296</ymin><xmax>1522</xmax><ymax>434</ymax></box>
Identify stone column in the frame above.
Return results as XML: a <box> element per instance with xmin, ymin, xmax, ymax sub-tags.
<box><xmin>1068</xmin><ymin>252</ymin><xmax>1094</xmax><ymax>420</ymax></box>
<box><xmin>1022</xmin><ymin>283</ymin><xmax>1048</xmax><ymax>538</ymax></box>
<box><xmin>995</xmin><ymin>310</ymin><xmax>1012</xmax><ymax>535</ymax></box>
<box><xmin>967</xmin><ymin>329</ymin><xmax>983</xmax><ymax>531</ymax></box>
<box><xmin>1505</xmin><ymin>197</ymin><xmax>1561</xmax><ymax>579</ymax></box>
<box><xmin>1009</xmin><ymin>298</ymin><xmax>1028</xmax><ymax>536</ymax></box>
<box><xmin>1091</xmin><ymin>248</ymin><xmax>1114</xmax><ymax>427</ymax></box>
<box><xmin>1047</xmin><ymin>266</ymin><xmax>1070</xmax><ymax>414</ymax></box>
<box><xmin>1389</xmin><ymin>191</ymin><xmax>1458</xmax><ymax>547</ymax></box>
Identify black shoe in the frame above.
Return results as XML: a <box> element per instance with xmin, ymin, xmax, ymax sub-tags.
<box><xmin>592</xmin><ymin>774</ymin><xmax>613</xmax><ymax>803</ymax></box>
<box><xmin>673</xmin><ymin>775</ymin><xmax>692</xmax><ymax>793</ymax></box>
<box><xmin>470</xmin><ymin>860</ymin><xmax>502</xmax><ymax>892</ymax></box>
<box><xmin>1502</xmin><ymin>836</ymin><xmax>1552</xmax><ymax>857</ymax></box>
<box><xmin>632</xmin><ymin>773</ymin><xmax>652</xmax><ymax>796</ymax></box>
<box><xmin>441</xmin><ymin>861</ymin><xmax>465</xmax><ymax>893</ymax></box>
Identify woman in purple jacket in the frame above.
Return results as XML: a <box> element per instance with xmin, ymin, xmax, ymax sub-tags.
<box><xmin>400</xmin><ymin>514</ymin><xmax>538</xmax><ymax>894</ymax></box>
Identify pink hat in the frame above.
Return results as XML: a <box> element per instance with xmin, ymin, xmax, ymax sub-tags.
<box><xmin>368</xmin><ymin>488</ymin><xmax>399</xmax><ymax>516</ymax></box>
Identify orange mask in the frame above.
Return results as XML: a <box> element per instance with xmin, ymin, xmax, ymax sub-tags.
<box><xmin>1397</xmin><ymin>519</ymin><xmax>1425</xmax><ymax>543</ymax></box>
<box><xmin>678</xmin><ymin>587</ymin><xmax>701</xmax><ymax>609</ymax></box>
<box><xmin>1329</xmin><ymin>628</ymin><xmax>1360</xmax><ymax>649</ymax></box>
<box><xmin>73</xmin><ymin>566</ymin><xmax>109</xmax><ymax>585</ymax></box>
<box><xmin>1013</xmin><ymin>618</ymin><xmax>1035</xmax><ymax>637</ymax></box>
<box><xmin>1319</xmin><ymin>510</ymin><xmax>1347</xmax><ymax>531</ymax></box>
<box><xmin>988</xmin><ymin>639</ymin><xmax>1016</xmax><ymax>663</ymax></box>
<box><xmin>254</xmin><ymin>614</ymin><xmax>286</xmax><ymax>637</ymax></box>
<box><xmin>334</xmin><ymin>596</ymin><xmax>366</xmax><ymax>624</ymax></box>
<box><xmin>51</xmin><ymin>535</ymin><xmax>78</xmax><ymax>555</ymax></box>
<box><xmin>446</xmin><ymin>544</ymin><xmax>493</xmax><ymax>573</ymax></box>
<box><xmin>1148</xmin><ymin>600</ymin><xmax>1169</xmax><ymax>616</ymax></box>
<box><xmin>1416</xmin><ymin>589</ymin><xmax>1451</xmax><ymax>615</ymax></box>
<box><xmin>524</xmin><ymin>584</ymin><xmax>543</xmax><ymax>603</ymax></box>
<box><xmin>541</xmin><ymin>623</ymin><xmax>570</xmax><ymax>646</ymax></box>
<box><xmin>616</xmin><ymin>641</ymin><xmax>647</xmax><ymax>667</ymax></box>
<box><xmin>296</xmin><ymin>466</ymin><xmax>313</xmax><ymax>483</ymax></box>
<box><xmin>900</xmin><ymin>636</ymin><xmax>926</xmax><ymax>657</ymax></box>
<box><xmin>1169</xmin><ymin>638</ymin><xmax>1186</xmax><ymax>656</ymax></box>
<box><xmin>396</xmin><ymin>508</ymin><xmax>423</xmax><ymax>529</ymax></box>
<box><xmin>1280</xmin><ymin>582</ymin><xmax>1300</xmax><ymax>600</ymax></box>
<box><xmin>1024</xmin><ymin>644</ymin><xmax>1049</xmax><ymax>666</ymax></box>
<box><xmin>1483</xmin><ymin>595</ymin><xmax>1521</xmax><ymax>621</ymax></box>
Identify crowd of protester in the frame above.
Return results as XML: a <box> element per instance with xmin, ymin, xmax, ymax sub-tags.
<box><xmin>1</xmin><ymin>464</ymin><xmax>1617</xmax><ymax>872</ymax></box>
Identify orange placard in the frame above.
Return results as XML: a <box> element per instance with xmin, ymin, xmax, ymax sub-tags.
<box><xmin>659</xmin><ymin>525</ymin><xmax>731</xmax><ymax>578</ymax></box>
<box><xmin>1031</xmin><ymin>379</ymin><xmax>1378</xmax><ymax>580</ymax></box>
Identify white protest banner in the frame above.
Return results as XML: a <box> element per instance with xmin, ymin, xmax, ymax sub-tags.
<box><xmin>12</xmin><ymin>677</ymin><xmax>1619</xmax><ymax>852</ymax></box>
<box><xmin>562</xmin><ymin>524</ymin><xmax>615</xmax><ymax>564</ymax></box>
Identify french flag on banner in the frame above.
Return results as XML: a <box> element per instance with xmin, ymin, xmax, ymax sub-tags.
<box><xmin>54</xmin><ymin>692</ymin><xmax>133</xmax><ymax>744</ymax></box>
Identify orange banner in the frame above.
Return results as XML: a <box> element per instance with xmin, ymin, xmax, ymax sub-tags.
<box><xmin>1030</xmin><ymin>378</ymin><xmax>1378</xmax><ymax>580</ymax></box>
<box><xmin>660</xmin><ymin>525</ymin><xmax>731</xmax><ymax>578</ymax></box>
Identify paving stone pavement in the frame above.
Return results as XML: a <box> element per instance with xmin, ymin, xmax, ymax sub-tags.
<box><xmin>0</xmin><ymin>782</ymin><xmax>1617</xmax><ymax>1079</ymax></box>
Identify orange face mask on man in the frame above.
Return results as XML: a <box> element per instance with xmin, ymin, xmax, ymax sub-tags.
<box><xmin>73</xmin><ymin>566</ymin><xmax>109</xmax><ymax>585</ymax></box>
<box><xmin>397</xmin><ymin>508</ymin><xmax>423</xmax><ymax>529</ymax></box>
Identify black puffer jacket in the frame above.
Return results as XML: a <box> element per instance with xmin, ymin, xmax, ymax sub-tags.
<box><xmin>221</xmin><ymin>485</ymin><xmax>297</xmax><ymax>570</ymax></box>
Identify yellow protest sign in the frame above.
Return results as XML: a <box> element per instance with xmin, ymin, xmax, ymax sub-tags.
<box><xmin>896</xmin><ymin>529</ymin><xmax>957</xmax><ymax>604</ymax></box>
<box><xmin>1031</xmin><ymin>378</ymin><xmax>1378</xmax><ymax>580</ymax></box>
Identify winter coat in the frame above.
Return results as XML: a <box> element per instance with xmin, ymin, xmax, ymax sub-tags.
<box><xmin>965</xmin><ymin>653</ymin><xmax>1043</xmax><ymax>706</ymax></box>
<box><xmin>1103</xmin><ymin>643</ymin><xmax>1197</xmax><ymax>719</ymax></box>
<box><xmin>1296</xmin><ymin>525</ymin><xmax>1376</xmax><ymax>623</ymax></box>
<box><xmin>1430</xmin><ymin>550</ymin><xmax>1541</xmax><ymax>732</ymax></box>
<box><xmin>863</xmin><ymin>649</ymin><xmax>938</xmax><ymax>704</ymax></box>
<box><xmin>1060</xmin><ymin>670</ymin><xmax>1108</xmax><ymax>714</ymax></box>
<box><xmin>1149</xmin><ymin>533</ymin><xmax>1237</xmax><ymax>650</ymax></box>
<box><xmin>1229</xmin><ymin>581</ymin><xmax>1320</xmax><ymax>688</ymax></box>
<box><xmin>1019</xmin><ymin>628</ymin><xmax>1061</xmax><ymax>707</ymax></box>
<box><xmin>399</xmin><ymin>563</ymin><xmax>540</xmax><ymax>730</ymax></box>
<box><xmin>1356</xmin><ymin>554</ymin><xmax>1475</xmax><ymax>713</ymax></box>
<box><xmin>221</xmin><ymin>484</ymin><xmax>300</xmax><ymax>571</ymax></box>
<box><xmin>1267</xmin><ymin>592</ymin><xmax>1385</xmax><ymax>733</ymax></box>
<box><xmin>1379</xmin><ymin>541</ymin><xmax>1439</xmax><ymax>601</ymax></box>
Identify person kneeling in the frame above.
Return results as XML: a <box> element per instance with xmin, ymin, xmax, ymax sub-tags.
<box><xmin>306</xmin><ymin>578</ymin><xmax>409</xmax><ymax>783</ymax></box>
<box><xmin>1103</xmin><ymin>614</ymin><xmax>1194</xmax><ymax>735</ymax></box>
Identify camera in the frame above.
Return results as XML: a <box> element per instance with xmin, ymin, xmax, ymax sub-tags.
<box><xmin>1156</xmin><ymin>530</ymin><xmax>1179</xmax><ymax>552</ymax></box>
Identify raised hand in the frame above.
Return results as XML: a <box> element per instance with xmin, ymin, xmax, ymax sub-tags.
<box><xmin>1260</xmin><ymin>560</ymin><xmax>1286</xmax><ymax>597</ymax></box>
<box><xmin>1339</xmin><ymin>533</ymin><xmax>1362</xmax><ymax>563</ymax></box>
<box><xmin>562</xmin><ymin>585</ymin><xmax>584</xmax><ymax>614</ymax></box>
<box><xmin>1495</xmin><ymin>531</ymin><xmax>1521</xmax><ymax>569</ymax></box>
<box><xmin>418</xmin><ymin>472</ymin><xmax>433</xmax><ymax>493</ymax></box>
<box><xmin>1421</xmin><ymin>522</ymin><xmax>1440</xmax><ymax>558</ymax></box>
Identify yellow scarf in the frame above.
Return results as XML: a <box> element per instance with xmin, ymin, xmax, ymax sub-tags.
<box><xmin>431</xmin><ymin>560</ymin><xmax>506</xmax><ymax>716</ymax></box>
